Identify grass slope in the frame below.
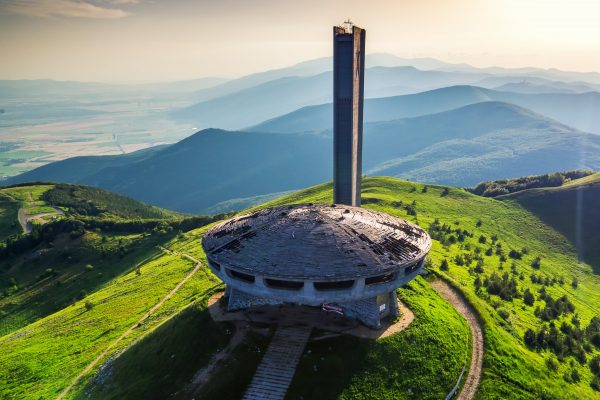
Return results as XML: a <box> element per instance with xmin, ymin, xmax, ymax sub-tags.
<box><xmin>0</xmin><ymin>228</ymin><xmax>222</xmax><ymax>400</ymax></box>
<box><xmin>286</xmin><ymin>277</ymin><xmax>470</xmax><ymax>400</ymax></box>
<box><xmin>0</xmin><ymin>192</ymin><xmax>20</xmax><ymax>240</ymax></box>
<box><xmin>1</xmin><ymin>176</ymin><xmax>599</xmax><ymax>400</ymax></box>
<box><xmin>501</xmin><ymin>172</ymin><xmax>600</xmax><ymax>273</ymax></box>
<box><xmin>259</xmin><ymin>177</ymin><xmax>600</xmax><ymax>399</ymax></box>
<box><xmin>41</xmin><ymin>183</ymin><xmax>177</xmax><ymax>219</ymax></box>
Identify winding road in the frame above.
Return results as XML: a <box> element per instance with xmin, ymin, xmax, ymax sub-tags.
<box><xmin>16</xmin><ymin>192</ymin><xmax>64</xmax><ymax>234</ymax></box>
<box><xmin>431</xmin><ymin>280</ymin><xmax>484</xmax><ymax>400</ymax></box>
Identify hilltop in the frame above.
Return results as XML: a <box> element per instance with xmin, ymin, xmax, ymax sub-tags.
<box><xmin>0</xmin><ymin>176</ymin><xmax>598</xmax><ymax>399</ymax></box>
<box><xmin>7</xmin><ymin>101</ymin><xmax>600</xmax><ymax>214</ymax></box>
<box><xmin>500</xmin><ymin>172</ymin><xmax>600</xmax><ymax>273</ymax></box>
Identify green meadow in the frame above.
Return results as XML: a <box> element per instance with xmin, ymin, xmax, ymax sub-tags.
<box><xmin>0</xmin><ymin>177</ymin><xmax>598</xmax><ymax>399</ymax></box>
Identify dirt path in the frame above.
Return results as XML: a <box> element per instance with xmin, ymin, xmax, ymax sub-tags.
<box><xmin>56</xmin><ymin>251</ymin><xmax>202</xmax><ymax>400</ymax></box>
<box><xmin>430</xmin><ymin>280</ymin><xmax>484</xmax><ymax>400</ymax></box>
<box><xmin>183</xmin><ymin>321</ymin><xmax>248</xmax><ymax>397</ymax></box>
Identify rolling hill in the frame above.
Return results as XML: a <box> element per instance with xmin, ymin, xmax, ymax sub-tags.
<box><xmin>500</xmin><ymin>173</ymin><xmax>600</xmax><ymax>273</ymax></box>
<box><xmin>1</xmin><ymin>176</ymin><xmax>598</xmax><ymax>399</ymax></box>
<box><xmin>172</xmin><ymin>67</ymin><xmax>491</xmax><ymax>130</ymax></box>
<box><xmin>7</xmin><ymin>102</ymin><xmax>600</xmax><ymax>214</ymax></box>
<box><xmin>251</xmin><ymin>85</ymin><xmax>600</xmax><ymax>134</ymax></box>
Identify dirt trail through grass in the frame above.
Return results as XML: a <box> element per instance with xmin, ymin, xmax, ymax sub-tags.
<box><xmin>183</xmin><ymin>320</ymin><xmax>248</xmax><ymax>397</ymax></box>
<box><xmin>430</xmin><ymin>280</ymin><xmax>483</xmax><ymax>400</ymax></box>
<box><xmin>56</xmin><ymin>251</ymin><xmax>202</xmax><ymax>400</ymax></box>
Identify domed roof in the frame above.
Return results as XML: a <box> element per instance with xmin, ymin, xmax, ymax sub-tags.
<box><xmin>202</xmin><ymin>203</ymin><xmax>431</xmax><ymax>280</ymax></box>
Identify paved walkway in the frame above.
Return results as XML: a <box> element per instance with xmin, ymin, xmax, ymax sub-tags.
<box><xmin>430</xmin><ymin>280</ymin><xmax>484</xmax><ymax>400</ymax></box>
<box><xmin>242</xmin><ymin>325</ymin><xmax>312</xmax><ymax>400</ymax></box>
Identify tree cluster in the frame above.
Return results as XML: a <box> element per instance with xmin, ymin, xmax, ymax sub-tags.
<box><xmin>524</xmin><ymin>316</ymin><xmax>600</xmax><ymax>373</ymax></box>
<box><xmin>483</xmin><ymin>271</ymin><xmax>520</xmax><ymax>300</ymax></box>
<box><xmin>534</xmin><ymin>288</ymin><xmax>575</xmax><ymax>321</ymax></box>
<box><xmin>469</xmin><ymin>170</ymin><xmax>593</xmax><ymax>197</ymax></box>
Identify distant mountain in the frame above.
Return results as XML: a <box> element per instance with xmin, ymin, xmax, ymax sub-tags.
<box><xmin>173</xmin><ymin>67</ymin><xmax>492</xmax><ymax>130</ymax></box>
<box><xmin>8</xmin><ymin>102</ymin><xmax>600</xmax><ymax>214</ymax></box>
<box><xmin>500</xmin><ymin>172</ymin><xmax>600</xmax><ymax>273</ymax></box>
<box><xmin>0</xmin><ymin>78</ymin><xmax>227</xmax><ymax>100</ymax></box>
<box><xmin>251</xmin><ymin>85</ymin><xmax>600</xmax><ymax>134</ymax></box>
<box><xmin>493</xmin><ymin>81</ymin><xmax>581</xmax><ymax>94</ymax></box>
<box><xmin>362</xmin><ymin>102</ymin><xmax>600</xmax><ymax>185</ymax></box>
<box><xmin>187</xmin><ymin>53</ymin><xmax>448</xmax><ymax>103</ymax></box>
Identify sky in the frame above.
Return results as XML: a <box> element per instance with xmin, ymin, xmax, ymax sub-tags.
<box><xmin>1</xmin><ymin>0</ymin><xmax>600</xmax><ymax>82</ymax></box>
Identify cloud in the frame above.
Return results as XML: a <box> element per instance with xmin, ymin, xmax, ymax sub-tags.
<box><xmin>0</xmin><ymin>0</ymin><xmax>132</xmax><ymax>19</ymax></box>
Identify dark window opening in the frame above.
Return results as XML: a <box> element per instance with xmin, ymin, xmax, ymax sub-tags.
<box><xmin>265</xmin><ymin>278</ymin><xmax>304</xmax><ymax>290</ymax></box>
<box><xmin>314</xmin><ymin>280</ymin><xmax>355</xmax><ymax>291</ymax></box>
<box><xmin>365</xmin><ymin>273</ymin><xmax>396</xmax><ymax>286</ymax></box>
<box><xmin>227</xmin><ymin>269</ymin><xmax>255</xmax><ymax>283</ymax></box>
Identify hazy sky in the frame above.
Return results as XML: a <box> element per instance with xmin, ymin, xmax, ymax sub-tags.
<box><xmin>1</xmin><ymin>0</ymin><xmax>600</xmax><ymax>82</ymax></box>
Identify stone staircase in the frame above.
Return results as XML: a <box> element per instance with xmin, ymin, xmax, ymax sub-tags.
<box><xmin>243</xmin><ymin>325</ymin><xmax>312</xmax><ymax>400</ymax></box>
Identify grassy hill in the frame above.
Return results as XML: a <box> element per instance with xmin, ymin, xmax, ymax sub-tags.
<box><xmin>40</xmin><ymin>183</ymin><xmax>178</xmax><ymax>219</ymax></box>
<box><xmin>258</xmin><ymin>177</ymin><xmax>600</xmax><ymax>399</ymax></box>
<box><xmin>0</xmin><ymin>183</ymin><xmax>220</xmax><ymax>336</ymax></box>
<box><xmin>500</xmin><ymin>172</ymin><xmax>600</xmax><ymax>273</ymax></box>
<box><xmin>0</xmin><ymin>176</ymin><xmax>599</xmax><ymax>399</ymax></box>
<box><xmin>8</xmin><ymin>102</ymin><xmax>600</xmax><ymax>214</ymax></box>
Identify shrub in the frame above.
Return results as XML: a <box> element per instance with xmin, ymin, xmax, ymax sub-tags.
<box><xmin>440</xmin><ymin>259</ymin><xmax>449</xmax><ymax>271</ymax></box>
<box><xmin>484</xmin><ymin>272</ymin><xmax>519</xmax><ymax>300</ymax></box>
<box><xmin>531</xmin><ymin>256</ymin><xmax>542</xmax><ymax>270</ymax></box>
<box><xmin>524</xmin><ymin>288</ymin><xmax>535</xmax><ymax>306</ymax></box>
<box><xmin>524</xmin><ymin>329</ymin><xmax>536</xmax><ymax>347</ymax></box>
<box><xmin>592</xmin><ymin>376</ymin><xmax>600</xmax><ymax>391</ymax></box>
<box><xmin>546</xmin><ymin>356</ymin><xmax>559</xmax><ymax>372</ymax></box>
<box><xmin>572</xmin><ymin>277</ymin><xmax>579</xmax><ymax>289</ymax></box>
<box><xmin>85</xmin><ymin>264</ymin><xmax>94</xmax><ymax>272</ymax></box>
<box><xmin>478</xmin><ymin>235</ymin><xmax>487</xmax><ymax>244</ymax></box>
<box><xmin>84</xmin><ymin>301</ymin><xmax>94</xmax><ymax>311</ymax></box>
<box><xmin>570</xmin><ymin>369</ymin><xmax>580</xmax><ymax>383</ymax></box>
<box><xmin>509</xmin><ymin>249</ymin><xmax>522</xmax><ymax>259</ymax></box>
<box><xmin>441</xmin><ymin>187</ymin><xmax>450</xmax><ymax>197</ymax></box>
<box><xmin>474</xmin><ymin>259</ymin><xmax>485</xmax><ymax>274</ymax></box>
<box><xmin>497</xmin><ymin>308</ymin><xmax>510</xmax><ymax>320</ymax></box>
<box><xmin>591</xmin><ymin>355</ymin><xmax>600</xmax><ymax>376</ymax></box>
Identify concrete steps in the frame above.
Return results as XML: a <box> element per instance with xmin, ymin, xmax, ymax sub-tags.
<box><xmin>243</xmin><ymin>325</ymin><xmax>312</xmax><ymax>400</ymax></box>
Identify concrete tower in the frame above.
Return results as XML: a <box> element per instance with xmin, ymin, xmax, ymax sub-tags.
<box><xmin>333</xmin><ymin>20</ymin><xmax>365</xmax><ymax>207</ymax></box>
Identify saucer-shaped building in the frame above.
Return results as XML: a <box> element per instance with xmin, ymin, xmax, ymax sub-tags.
<box><xmin>201</xmin><ymin>22</ymin><xmax>432</xmax><ymax>329</ymax></box>
<box><xmin>202</xmin><ymin>203</ymin><xmax>431</xmax><ymax>329</ymax></box>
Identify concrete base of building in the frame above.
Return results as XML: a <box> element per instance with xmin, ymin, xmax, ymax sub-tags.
<box><xmin>226</xmin><ymin>286</ymin><xmax>399</xmax><ymax>330</ymax></box>
<box><xmin>227</xmin><ymin>287</ymin><xmax>284</xmax><ymax>312</ymax></box>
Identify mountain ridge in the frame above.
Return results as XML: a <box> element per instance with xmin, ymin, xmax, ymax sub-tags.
<box><xmin>7</xmin><ymin>101</ymin><xmax>600</xmax><ymax>214</ymax></box>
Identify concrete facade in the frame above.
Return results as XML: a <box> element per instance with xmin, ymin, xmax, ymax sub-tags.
<box><xmin>333</xmin><ymin>24</ymin><xmax>365</xmax><ymax>207</ymax></box>
<box><xmin>203</xmin><ymin>203</ymin><xmax>430</xmax><ymax>329</ymax></box>
<box><xmin>200</xmin><ymin>22</ymin><xmax>432</xmax><ymax>330</ymax></box>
